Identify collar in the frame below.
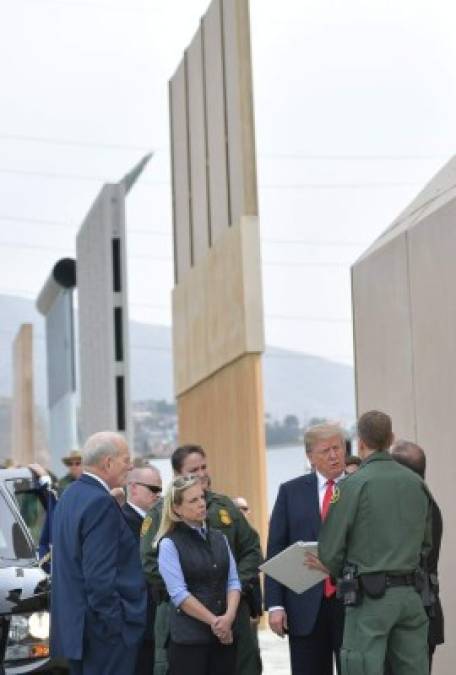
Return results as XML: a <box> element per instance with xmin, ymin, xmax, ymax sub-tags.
<box><xmin>83</xmin><ymin>471</ymin><xmax>110</xmax><ymax>493</ymax></box>
<box><xmin>316</xmin><ymin>470</ymin><xmax>345</xmax><ymax>490</ymax></box>
<box><xmin>127</xmin><ymin>501</ymin><xmax>146</xmax><ymax>518</ymax></box>
<box><xmin>362</xmin><ymin>450</ymin><xmax>392</xmax><ymax>465</ymax></box>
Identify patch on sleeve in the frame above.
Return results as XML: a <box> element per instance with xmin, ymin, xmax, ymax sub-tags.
<box><xmin>141</xmin><ymin>515</ymin><xmax>152</xmax><ymax>537</ymax></box>
<box><xmin>330</xmin><ymin>486</ymin><xmax>341</xmax><ymax>504</ymax></box>
<box><xmin>219</xmin><ymin>508</ymin><xmax>232</xmax><ymax>525</ymax></box>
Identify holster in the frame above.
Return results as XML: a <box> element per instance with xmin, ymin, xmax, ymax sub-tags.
<box><xmin>359</xmin><ymin>572</ymin><xmax>387</xmax><ymax>599</ymax></box>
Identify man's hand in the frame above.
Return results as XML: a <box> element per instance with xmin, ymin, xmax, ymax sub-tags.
<box><xmin>305</xmin><ymin>552</ymin><xmax>330</xmax><ymax>575</ymax></box>
<box><xmin>28</xmin><ymin>463</ymin><xmax>48</xmax><ymax>478</ymax></box>
<box><xmin>268</xmin><ymin>608</ymin><xmax>288</xmax><ymax>637</ymax></box>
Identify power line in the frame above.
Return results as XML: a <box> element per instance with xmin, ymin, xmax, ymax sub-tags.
<box><xmin>0</xmin><ymin>215</ymin><xmax>171</xmax><ymax>238</ymax></box>
<box><xmin>260</xmin><ymin>152</ymin><xmax>447</xmax><ymax>161</ymax></box>
<box><xmin>0</xmin><ymin>167</ymin><xmax>420</xmax><ymax>190</ymax></box>
<box><xmin>0</xmin><ymin>216</ymin><xmax>364</xmax><ymax>246</ymax></box>
<box><xmin>0</xmin><ymin>167</ymin><xmax>168</xmax><ymax>186</ymax></box>
<box><xmin>0</xmin><ymin>134</ymin><xmax>446</xmax><ymax>162</ymax></box>
<box><xmin>21</xmin><ymin>0</ymin><xmax>153</xmax><ymax>12</ymax></box>
<box><xmin>0</xmin><ymin>241</ymin><xmax>353</xmax><ymax>267</ymax></box>
<box><xmin>262</xmin><ymin>238</ymin><xmax>366</xmax><ymax>247</ymax></box>
<box><xmin>0</xmin><ymin>133</ymin><xmax>153</xmax><ymax>152</ymax></box>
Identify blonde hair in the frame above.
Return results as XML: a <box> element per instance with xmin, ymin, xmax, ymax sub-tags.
<box><xmin>304</xmin><ymin>422</ymin><xmax>346</xmax><ymax>454</ymax></box>
<box><xmin>154</xmin><ymin>475</ymin><xmax>201</xmax><ymax>547</ymax></box>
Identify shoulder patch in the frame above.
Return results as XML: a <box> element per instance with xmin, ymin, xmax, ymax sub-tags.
<box><xmin>219</xmin><ymin>508</ymin><xmax>232</xmax><ymax>526</ymax></box>
<box><xmin>141</xmin><ymin>515</ymin><xmax>152</xmax><ymax>537</ymax></box>
<box><xmin>330</xmin><ymin>486</ymin><xmax>340</xmax><ymax>504</ymax></box>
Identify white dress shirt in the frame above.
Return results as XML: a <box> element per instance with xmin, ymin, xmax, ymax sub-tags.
<box><xmin>83</xmin><ymin>471</ymin><xmax>110</xmax><ymax>493</ymax></box>
<box><xmin>269</xmin><ymin>470</ymin><xmax>345</xmax><ymax>614</ymax></box>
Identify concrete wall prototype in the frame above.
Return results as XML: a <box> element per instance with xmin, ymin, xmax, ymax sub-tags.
<box><xmin>169</xmin><ymin>0</ymin><xmax>267</xmax><ymax>542</ymax></box>
<box><xmin>352</xmin><ymin>157</ymin><xmax>456</xmax><ymax>674</ymax></box>
<box><xmin>36</xmin><ymin>258</ymin><xmax>78</xmax><ymax>475</ymax></box>
<box><xmin>12</xmin><ymin>324</ymin><xmax>35</xmax><ymax>465</ymax></box>
<box><xmin>76</xmin><ymin>183</ymin><xmax>131</xmax><ymax>444</ymax></box>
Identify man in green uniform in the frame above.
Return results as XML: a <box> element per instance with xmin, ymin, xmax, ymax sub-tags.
<box><xmin>141</xmin><ymin>444</ymin><xmax>263</xmax><ymax>675</ymax></box>
<box><xmin>308</xmin><ymin>410</ymin><xmax>432</xmax><ymax>675</ymax></box>
<box><xmin>57</xmin><ymin>449</ymin><xmax>83</xmax><ymax>494</ymax></box>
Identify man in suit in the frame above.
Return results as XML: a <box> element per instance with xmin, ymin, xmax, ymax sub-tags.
<box><xmin>389</xmin><ymin>440</ymin><xmax>444</xmax><ymax>673</ymax></box>
<box><xmin>265</xmin><ymin>422</ymin><xmax>347</xmax><ymax>675</ymax></box>
<box><xmin>50</xmin><ymin>431</ymin><xmax>147</xmax><ymax>675</ymax></box>
<box><xmin>123</xmin><ymin>465</ymin><xmax>162</xmax><ymax>675</ymax></box>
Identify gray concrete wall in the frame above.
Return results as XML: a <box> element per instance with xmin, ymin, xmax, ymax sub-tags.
<box><xmin>76</xmin><ymin>183</ymin><xmax>131</xmax><ymax>444</ymax></box>
<box><xmin>352</xmin><ymin>162</ymin><xmax>456</xmax><ymax>674</ymax></box>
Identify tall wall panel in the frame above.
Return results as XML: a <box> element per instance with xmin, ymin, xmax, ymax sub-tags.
<box><xmin>169</xmin><ymin>0</ymin><xmax>266</xmax><ymax>543</ymax></box>
<box><xmin>76</xmin><ymin>183</ymin><xmax>131</xmax><ymax>443</ymax></box>
<box><xmin>187</xmin><ymin>28</ymin><xmax>210</xmax><ymax>263</ymax></box>
<box><xmin>352</xmin><ymin>157</ymin><xmax>456</xmax><ymax>673</ymax></box>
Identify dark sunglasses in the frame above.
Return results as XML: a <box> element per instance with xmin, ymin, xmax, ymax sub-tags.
<box><xmin>136</xmin><ymin>482</ymin><xmax>162</xmax><ymax>495</ymax></box>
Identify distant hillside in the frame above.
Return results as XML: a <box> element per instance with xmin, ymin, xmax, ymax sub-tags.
<box><xmin>0</xmin><ymin>294</ymin><xmax>355</xmax><ymax>427</ymax></box>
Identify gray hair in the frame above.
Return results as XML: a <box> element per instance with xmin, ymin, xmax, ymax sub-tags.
<box><xmin>126</xmin><ymin>465</ymin><xmax>161</xmax><ymax>498</ymax></box>
<box><xmin>81</xmin><ymin>431</ymin><xmax>126</xmax><ymax>467</ymax></box>
<box><xmin>304</xmin><ymin>422</ymin><xmax>346</xmax><ymax>454</ymax></box>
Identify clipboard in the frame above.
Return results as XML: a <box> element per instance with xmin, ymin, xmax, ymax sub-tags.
<box><xmin>259</xmin><ymin>541</ymin><xmax>327</xmax><ymax>594</ymax></box>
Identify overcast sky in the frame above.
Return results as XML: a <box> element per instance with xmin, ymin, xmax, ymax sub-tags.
<box><xmin>1</xmin><ymin>0</ymin><xmax>455</xmax><ymax>365</ymax></box>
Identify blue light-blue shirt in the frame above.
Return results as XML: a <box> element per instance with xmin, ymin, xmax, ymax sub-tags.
<box><xmin>158</xmin><ymin>525</ymin><xmax>241</xmax><ymax>608</ymax></box>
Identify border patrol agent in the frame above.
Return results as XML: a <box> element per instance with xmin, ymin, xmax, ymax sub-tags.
<box><xmin>141</xmin><ymin>444</ymin><xmax>263</xmax><ymax>675</ymax></box>
<box><xmin>314</xmin><ymin>411</ymin><xmax>432</xmax><ymax>675</ymax></box>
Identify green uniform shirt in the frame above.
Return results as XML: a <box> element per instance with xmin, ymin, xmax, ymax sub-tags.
<box><xmin>319</xmin><ymin>450</ymin><xmax>432</xmax><ymax>580</ymax></box>
<box><xmin>140</xmin><ymin>489</ymin><xmax>262</xmax><ymax>593</ymax></box>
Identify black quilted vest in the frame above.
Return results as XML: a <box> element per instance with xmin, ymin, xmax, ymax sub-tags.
<box><xmin>167</xmin><ymin>523</ymin><xmax>230</xmax><ymax>645</ymax></box>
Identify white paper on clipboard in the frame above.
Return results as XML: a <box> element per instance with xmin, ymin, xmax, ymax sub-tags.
<box><xmin>259</xmin><ymin>541</ymin><xmax>327</xmax><ymax>594</ymax></box>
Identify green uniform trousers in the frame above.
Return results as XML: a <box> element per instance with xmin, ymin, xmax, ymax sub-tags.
<box><xmin>341</xmin><ymin>587</ymin><xmax>428</xmax><ymax>675</ymax></box>
<box><xmin>153</xmin><ymin>598</ymin><xmax>261</xmax><ymax>675</ymax></box>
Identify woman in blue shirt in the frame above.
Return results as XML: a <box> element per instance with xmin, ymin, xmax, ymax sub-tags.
<box><xmin>157</xmin><ymin>475</ymin><xmax>241</xmax><ymax>675</ymax></box>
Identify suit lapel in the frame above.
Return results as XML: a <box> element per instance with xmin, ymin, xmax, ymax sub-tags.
<box><xmin>302</xmin><ymin>472</ymin><xmax>321</xmax><ymax>534</ymax></box>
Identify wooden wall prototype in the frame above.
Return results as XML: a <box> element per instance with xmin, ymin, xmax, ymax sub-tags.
<box><xmin>169</xmin><ymin>0</ymin><xmax>266</xmax><ymax>545</ymax></box>
<box><xmin>178</xmin><ymin>354</ymin><xmax>267</xmax><ymax>541</ymax></box>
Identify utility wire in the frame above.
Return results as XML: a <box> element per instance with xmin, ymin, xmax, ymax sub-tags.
<box><xmin>0</xmin><ymin>134</ymin><xmax>446</xmax><ymax>162</ymax></box>
<box><xmin>0</xmin><ymin>216</ymin><xmax>368</xmax><ymax>246</ymax></box>
<box><xmin>0</xmin><ymin>167</ymin><xmax>419</xmax><ymax>190</ymax></box>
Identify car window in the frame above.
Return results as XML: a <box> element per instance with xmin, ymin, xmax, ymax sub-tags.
<box><xmin>5</xmin><ymin>479</ymin><xmax>47</xmax><ymax>547</ymax></box>
<box><xmin>0</xmin><ymin>491</ymin><xmax>34</xmax><ymax>560</ymax></box>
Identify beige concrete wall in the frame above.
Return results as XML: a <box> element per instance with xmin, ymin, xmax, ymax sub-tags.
<box><xmin>203</xmin><ymin>0</ymin><xmax>230</xmax><ymax>242</ymax></box>
<box><xmin>12</xmin><ymin>324</ymin><xmax>35</xmax><ymax>465</ymax></box>
<box><xmin>169</xmin><ymin>60</ymin><xmax>192</xmax><ymax>283</ymax></box>
<box><xmin>222</xmin><ymin>0</ymin><xmax>258</xmax><ymax>222</ymax></box>
<box><xmin>169</xmin><ymin>0</ymin><xmax>266</xmax><ymax>547</ymax></box>
<box><xmin>187</xmin><ymin>27</ymin><xmax>210</xmax><ymax>264</ymax></box>
<box><xmin>170</xmin><ymin>0</ymin><xmax>258</xmax><ymax>281</ymax></box>
<box><xmin>172</xmin><ymin>215</ymin><xmax>264</xmax><ymax>396</ymax></box>
<box><xmin>352</xmin><ymin>232</ymin><xmax>416</xmax><ymax>439</ymax></box>
<box><xmin>353</xmin><ymin>176</ymin><xmax>456</xmax><ymax>674</ymax></box>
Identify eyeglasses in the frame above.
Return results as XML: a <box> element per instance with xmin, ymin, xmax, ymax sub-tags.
<box><xmin>135</xmin><ymin>482</ymin><xmax>162</xmax><ymax>494</ymax></box>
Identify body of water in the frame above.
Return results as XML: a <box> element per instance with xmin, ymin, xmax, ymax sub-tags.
<box><xmin>151</xmin><ymin>445</ymin><xmax>309</xmax><ymax>514</ymax></box>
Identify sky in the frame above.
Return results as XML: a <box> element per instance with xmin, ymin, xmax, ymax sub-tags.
<box><xmin>1</xmin><ymin>0</ymin><xmax>456</xmax><ymax>365</ymax></box>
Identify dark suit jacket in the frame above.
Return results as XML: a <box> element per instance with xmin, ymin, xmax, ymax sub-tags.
<box><xmin>428</xmin><ymin>499</ymin><xmax>444</xmax><ymax>647</ymax></box>
<box><xmin>51</xmin><ymin>474</ymin><xmax>147</xmax><ymax>660</ymax></box>
<box><xmin>122</xmin><ymin>502</ymin><xmax>144</xmax><ymax>539</ymax></box>
<box><xmin>265</xmin><ymin>472</ymin><xmax>327</xmax><ymax>636</ymax></box>
<box><xmin>122</xmin><ymin>502</ymin><xmax>156</xmax><ymax>641</ymax></box>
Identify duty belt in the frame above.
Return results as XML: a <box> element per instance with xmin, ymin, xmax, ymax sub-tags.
<box><xmin>385</xmin><ymin>573</ymin><xmax>415</xmax><ymax>587</ymax></box>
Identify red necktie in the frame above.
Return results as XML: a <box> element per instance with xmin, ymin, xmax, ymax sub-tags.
<box><xmin>321</xmin><ymin>479</ymin><xmax>336</xmax><ymax>598</ymax></box>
